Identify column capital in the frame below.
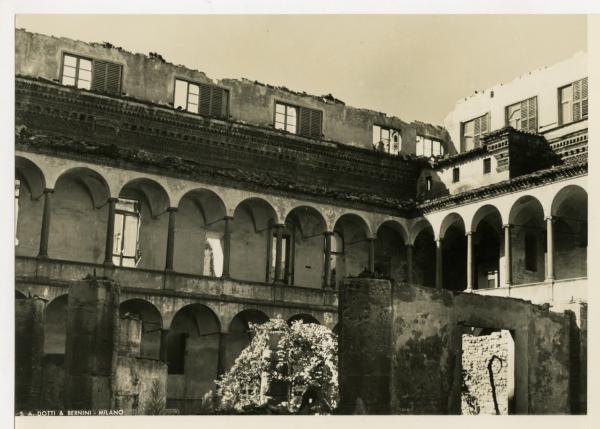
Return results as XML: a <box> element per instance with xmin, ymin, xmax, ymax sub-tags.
<box><xmin>405</xmin><ymin>243</ymin><xmax>414</xmax><ymax>248</ymax></box>
<box><xmin>107</xmin><ymin>197</ymin><xmax>119</xmax><ymax>203</ymax></box>
<box><xmin>273</xmin><ymin>223</ymin><xmax>285</xmax><ymax>229</ymax></box>
<box><xmin>167</xmin><ymin>206</ymin><xmax>178</xmax><ymax>213</ymax></box>
<box><xmin>545</xmin><ymin>215</ymin><xmax>555</xmax><ymax>222</ymax></box>
<box><xmin>223</xmin><ymin>215</ymin><xmax>234</xmax><ymax>221</ymax></box>
<box><xmin>465</xmin><ymin>231</ymin><xmax>473</xmax><ymax>237</ymax></box>
<box><xmin>366</xmin><ymin>236</ymin><xmax>377</xmax><ymax>242</ymax></box>
<box><xmin>323</xmin><ymin>231</ymin><xmax>335</xmax><ymax>236</ymax></box>
<box><xmin>502</xmin><ymin>223</ymin><xmax>512</xmax><ymax>229</ymax></box>
<box><xmin>43</xmin><ymin>187</ymin><xmax>54</xmax><ymax>194</ymax></box>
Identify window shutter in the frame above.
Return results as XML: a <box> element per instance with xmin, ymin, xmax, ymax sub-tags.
<box><xmin>298</xmin><ymin>107</ymin><xmax>322</xmax><ymax>139</ymax></box>
<box><xmin>309</xmin><ymin>109</ymin><xmax>322</xmax><ymax>139</ymax></box>
<box><xmin>210</xmin><ymin>87</ymin><xmax>228</xmax><ymax>118</ymax></box>
<box><xmin>520</xmin><ymin>100</ymin><xmax>529</xmax><ymax>131</ymax></box>
<box><xmin>198</xmin><ymin>83</ymin><xmax>212</xmax><ymax>117</ymax></box>
<box><xmin>91</xmin><ymin>60</ymin><xmax>122</xmax><ymax>94</ymax></box>
<box><xmin>520</xmin><ymin>97</ymin><xmax>537</xmax><ymax>132</ymax></box>
<box><xmin>573</xmin><ymin>79</ymin><xmax>582</xmax><ymax>121</ymax></box>
<box><xmin>581</xmin><ymin>77</ymin><xmax>588</xmax><ymax>119</ymax></box>
<box><xmin>91</xmin><ymin>61</ymin><xmax>107</xmax><ymax>92</ymax></box>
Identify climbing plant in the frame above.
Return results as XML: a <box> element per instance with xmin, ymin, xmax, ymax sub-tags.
<box><xmin>214</xmin><ymin>317</ymin><xmax>338</xmax><ymax>413</ymax></box>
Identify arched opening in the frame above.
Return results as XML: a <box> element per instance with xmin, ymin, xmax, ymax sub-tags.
<box><xmin>509</xmin><ymin>196</ymin><xmax>545</xmax><ymax>285</ymax></box>
<box><xmin>552</xmin><ymin>186</ymin><xmax>587</xmax><ymax>279</ymax></box>
<box><xmin>119</xmin><ymin>299</ymin><xmax>163</xmax><ymax>359</ymax></box>
<box><xmin>44</xmin><ymin>295</ymin><xmax>68</xmax><ymax>355</ymax></box>
<box><xmin>287</xmin><ymin>314</ymin><xmax>320</xmax><ymax>325</ymax></box>
<box><xmin>333</xmin><ymin>214</ymin><xmax>370</xmax><ymax>286</ymax></box>
<box><xmin>440</xmin><ymin>214</ymin><xmax>467</xmax><ymax>291</ymax></box>
<box><xmin>174</xmin><ymin>189</ymin><xmax>227</xmax><ymax>276</ymax></box>
<box><xmin>15</xmin><ymin>157</ymin><xmax>46</xmax><ymax>256</ymax></box>
<box><xmin>284</xmin><ymin>206</ymin><xmax>327</xmax><ymax>288</ymax></box>
<box><xmin>166</xmin><ymin>304</ymin><xmax>221</xmax><ymax>414</ymax></box>
<box><xmin>117</xmin><ymin>178</ymin><xmax>170</xmax><ymax>270</ymax></box>
<box><xmin>472</xmin><ymin>206</ymin><xmax>503</xmax><ymax>290</ymax></box>
<box><xmin>231</xmin><ymin>198</ymin><xmax>277</xmax><ymax>283</ymax></box>
<box><xmin>225</xmin><ymin>309</ymin><xmax>269</xmax><ymax>371</ymax></box>
<box><xmin>50</xmin><ymin>168</ymin><xmax>110</xmax><ymax>263</ymax></box>
<box><xmin>375</xmin><ymin>221</ymin><xmax>407</xmax><ymax>281</ymax></box>
<box><xmin>412</xmin><ymin>223</ymin><xmax>436</xmax><ymax>287</ymax></box>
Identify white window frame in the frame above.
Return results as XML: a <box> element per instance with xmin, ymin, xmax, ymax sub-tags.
<box><xmin>274</xmin><ymin>102</ymin><xmax>298</xmax><ymax>134</ymax></box>
<box><xmin>61</xmin><ymin>53</ymin><xmax>92</xmax><ymax>90</ymax></box>
<box><xmin>113</xmin><ymin>198</ymin><xmax>141</xmax><ymax>267</ymax></box>
<box><xmin>416</xmin><ymin>135</ymin><xmax>444</xmax><ymax>158</ymax></box>
<box><xmin>373</xmin><ymin>125</ymin><xmax>402</xmax><ymax>155</ymax></box>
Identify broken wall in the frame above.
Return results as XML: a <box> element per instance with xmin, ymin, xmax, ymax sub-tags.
<box><xmin>339</xmin><ymin>278</ymin><xmax>577</xmax><ymax>415</ymax></box>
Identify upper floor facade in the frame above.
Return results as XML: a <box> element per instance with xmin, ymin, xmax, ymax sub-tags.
<box><xmin>15</xmin><ymin>29</ymin><xmax>449</xmax><ymax>158</ymax></box>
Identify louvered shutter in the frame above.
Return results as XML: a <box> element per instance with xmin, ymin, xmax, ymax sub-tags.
<box><xmin>519</xmin><ymin>97</ymin><xmax>537</xmax><ymax>133</ymax></box>
<box><xmin>198</xmin><ymin>83</ymin><xmax>212</xmax><ymax>117</ymax></box>
<box><xmin>581</xmin><ymin>77</ymin><xmax>588</xmax><ymax>119</ymax></box>
<box><xmin>573</xmin><ymin>79</ymin><xmax>582</xmax><ymax>121</ymax></box>
<box><xmin>298</xmin><ymin>107</ymin><xmax>323</xmax><ymax>139</ymax></box>
<box><xmin>91</xmin><ymin>60</ymin><xmax>122</xmax><ymax>94</ymax></box>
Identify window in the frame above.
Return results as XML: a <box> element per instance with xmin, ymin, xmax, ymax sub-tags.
<box><xmin>328</xmin><ymin>232</ymin><xmax>344</xmax><ymax>287</ymax></box>
<box><xmin>483</xmin><ymin>157</ymin><xmax>492</xmax><ymax>174</ymax></box>
<box><xmin>275</xmin><ymin>103</ymin><xmax>297</xmax><ymax>133</ymax></box>
<box><xmin>461</xmin><ymin>113</ymin><xmax>490</xmax><ymax>149</ymax></box>
<box><xmin>559</xmin><ymin>77</ymin><xmax>588</xmax><ymax>125</ymax></box>
<box><xmin>452</xmin><ymin>167</ymin><xmax>460</xmax><ymax>183</ymax></box>
<box><xmin>525</xmin><ymin>232</ymin><xmax>537</xmax><ymax>271</ymax></box>
<box><xmin>372</xmin><ymin>125</ymin><xmax>402</xmax><ymax>155</ymax></box>
<box><xmin>269</xmin><ymin>231</ymin><xmax>293</xmax><ymax>284</ymax></box>
<box><xmin>416</xmin><ymin>136</ymin><xmax>444</xmax><ymax>157</ymax></box>
<box><xmin>167</xmin><ymin>333</ymin><xmax>187</xmax><ymax>374</ymax></box>
<box><xmin>506</xmin><ymin>96</ymin><xmax>538</xmax><ymax>133</ymax></box>
<box><xmin>425</xmin><ymin>176</ymin><xmax>432</xmax><ymax>192</ymax></box>
<box><xmin>274</xmin><ymin>102</ymin><xmax>322</xmax><ymax>139</ymax></box>
<box><xmin>61</xmin><ymin>53</ymin><xmax>122</xmax><ymax>94</ymax></box>
<box><xmin>174</xmin><ymin>79</ymin><xmax>229</xmax><ymax>119</ymax></box>
<box><xmin>113</xmin><ymin>198</ymin><xmax>141</xmax><ymax>267</ymax></box>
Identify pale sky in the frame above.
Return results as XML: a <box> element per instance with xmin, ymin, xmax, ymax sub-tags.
<box><xmin>15</xmin><ymin>15</ymin><xmax>587</xmax><ymax>125</ymax></box>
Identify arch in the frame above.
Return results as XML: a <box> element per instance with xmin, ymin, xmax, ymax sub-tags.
<box><xmin>441</xmin><ymin>217</ymin><xmax>467</xmax><ymax>292</ymax></box>
<box><xmin>509</xmin><ymin>195</ymin><xmax>545</xmax><ymax>226</ymax></box>
<box><xmin>55</xmin><ymin>167</ymin><xmax>111</xmax><ymax>208</ymax></box>
<box><xmin>375</xmin><ymin>221</ymin><xmax>408</xmax><ymax>281</ymax></box>
<box><xmin>224</xmin><ymin>309</ymin><xmax>270</xmax><ymax>372</ymax></box>
<box><xmin>376</xmin><ymin>220</ymin><xmax>409</xmax><ymax>244</ymax></box>
<box><xmin>287</xmin><ymin>313</ymin><xmax>320</xmax><ymax>325</ymax></box>
<box><xmin>16</xmin><ymin>156</ymin><xmax>46</xmax><ymax>198</ymax></box>
<box><xmin>333</xmin><ymin>213</ymin><xmax>371</xmax><ymax>282</ymax></box>
<box><xmin>230</xmin><ymin>198</ymin><xmax>279</xmax><ymax>283</ymax></box>
<box><xmin>44</xmin><ymin>294</ymin><xmax>68</xmax><ymax>355</ymax></box>
<box><xmin>119</xmin><ymin>178</ymin><xmax>171</xmax><ymax>217</ymax></box>
<box><xmin>551</xmin><ymin>185</ymin><xmax>587</xmax><ymax>280</ymax></box>
<box><xmin>473</xmin><ymin>216</ymin><xmax>502</xmax><ymax>290</ymax></box>
<box><xmin>119</xmin><ymin>299</ymin><xmax>163</xmax><ymax>359</ymax></box>
<box><xmin>175</xmin><ymin>189</ymin><xmax>228</xmax><ymax>276</ymax></box>
<box><xmin>409</xmin><ymin>217</ymin><xmax>434</xmax><ymax>245</ymax></box>
<box><xmin>166</xmin><ymin>303</ymin><xmax>221</xmax><ymax>412</ymax></box>
<box><xmin>15</xmin><ymin>158</ymin><xmax>47</xmax><ymax>257</ymax></box>
<box><xmin>439</xmin><ymin>212</ymin><xmax>466</xmax><ymax>240</ymax></box>
<box><xmin>284</xmin><ymin>206</ymin><xmax>328</xmax><ymax>288</ymax></box>
<box><xmin>471</xmin><ymin>205</ymin><xmax>503</xmax><ymax>232</ymax></box>
<box><xmin>508</xmin><ymin>196</ymin><xmax>546</xmax><ymax>285</ymax></box>
<box><xmin>333</xmin><ymin>213</ymin><xmax>372</xmax><ymax>238</ymax></box>
<box><xmin>412</xmin><ymin>222</ymin><xmax>436</xmax><ymax>287</ymax></box>
<box><xmin>49</xmin><ymin>168</ymin><xmax>111</xmax><ymax>263</ymax></box>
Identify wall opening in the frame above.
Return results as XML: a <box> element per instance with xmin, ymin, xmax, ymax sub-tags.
<box><xmin>461</xmin><ymin>326</ymin><xmax>515</xmax><ymax>415</ymax></box>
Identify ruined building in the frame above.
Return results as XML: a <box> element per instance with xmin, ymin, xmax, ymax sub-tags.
<box><xmin>14</xmin><ymin>29</ymin><xmax>587</xmax><ymax>414</ymax></box>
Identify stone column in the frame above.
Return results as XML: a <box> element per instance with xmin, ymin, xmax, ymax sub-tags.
<box><xmin>217</xmin><ymin>332</ymin><xmax>228</xmax><ymax>377</ymax></box>
<box><xmin>221</xmin><ymin>216</ymin><xmax>233</xmax><ymax>279</ymax></box>
<box><xmin>274</xmin><ymin>224</ymin><xmax>284</xmax><ymax>283</ymax></box>
<box><xmin>504</xmin><ymin>224</ymin><xmax>512</xmax><ymax>287</ymax></box>
<box><xmin>367</xmin><ymin>238</ymin><xmax>376</xmax><ymax>273</ymax></box>
<box><xmin>546</xmin><ymin>216</ymin><xmax>555</xmax><ymax>281</ymax></box>
<box><xmin>37</xmin><ymin>188</ymin><xmax>53</xmax><ymax>258</ymax></box>
<box><xmin>103</xmin><ymin>198</ymin><xmax>118</xmax><ymax>267</ymax></box>
<box><xmin>466</xmin><ymin>232</ymin><xmax>473</xmax><ymax>291</ymax></box>
<box><xmin>323</xmin><ymin>231</ymin><xmax>333</xmax><ymax>288</ymax></box>
<box><xmin>435</xmin><ymin>238</ymin><xmax>443</xmax><ymax>289</ymax></box>
<box><xmin>405</xmin><ymin>244</ymin><xmax>414</xmax><ymax>284</ymax></box>
<box><xmin>165</xmin><ymin>207</ymin><xmax>177</xmax><ymax>271</ymax></box>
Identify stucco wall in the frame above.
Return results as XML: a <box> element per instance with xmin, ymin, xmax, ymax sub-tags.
<box><xmin>15</xmin><ymin>29</ymin><xmax>448</xmax><ymax>154</ymax></box>
<box><xmin>444</xmin><ymin>52</ymin><xmax>587</xmax><ymax>152</ymax></box>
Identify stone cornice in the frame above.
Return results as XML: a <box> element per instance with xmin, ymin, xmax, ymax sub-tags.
<box><xmin>418</xmin><ymin>162</ymin><xmax>587</xmax><ymax>214</ymax></box>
